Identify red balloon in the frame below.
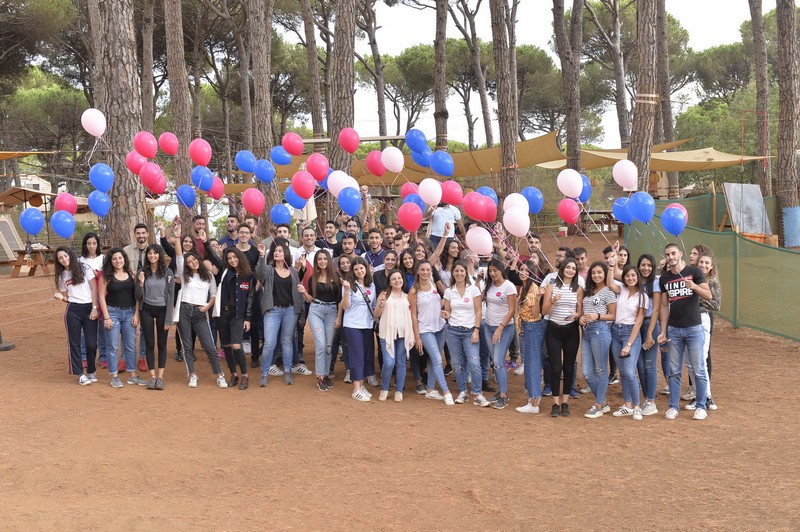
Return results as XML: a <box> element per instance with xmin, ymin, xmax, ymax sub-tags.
<box><xmin>139</xmin><ymin>162</ymin><xmax>162</xmax><ymax>191</ymax></box>
<box><xmin>306</xmin><ymin>153</ymin><xmax>330</xmax><ymax>181</ymax></box>
<box><xmin>151</xmin><ymin>174</ymin><xmax>167</xmax><ymax>195</ymax></box>
<box><xmin>400</xmin><ymin>182</ymin><xmax>419</xmax><ymax>199</ymax></box>
<box><xmin>397</xmin><ymin>203</ymin><xmax>423</xmax><ymax>232</ymax></box>
<box><xmin>292</xmin><ymin>170</ymin><xmax>316</xmax><ymax>200</ymax></box>
<box><xmin>338</xmin><ymin>127</ymin><xmax>360</xmax><ymax>154</ymax></box>
<box><xmin>557</xmin><ymin>198</ymin><xmax>580</xmax><ymax>224</ymax></box>
<box><xmin>188</xmin><ymin>138</ymin><xmax>212</xmax><ymax>166</ymax></box>
<box><xmin>242</xmin><ymin>188</ymin><xmax>265</xmax><ymax>216</ymax></box>
<box><xmin>282</xmin><ymin>132</ymin><xmax>304</xmax><ymax>156</ymax></box>
<box><xmin>126</xmin><ymin>150</ymin><xmax>147</xmax><ymax>175</ymax></box>
<box><xmin>209</xmin><ymin>176</ymin><xmax>224</xmax><ymax>200</ymax></box>
<box><xmin>441</xmin><ymin>180</ymin><xmax>463</xmax><ymax>206</ymax></box>
<box><xmin>666</xmin><ymin>202</ymin><xmax>688</xmax><ymax>221</ymax></box>
<box><xmin>365</xmin><ymin>150</ymin><xmax>386</xmax><ymax>177</ymax></box>
<box><xmin>462</xmin><ymin>191</ymin><xmax>486</xmax><ymax>220</ymax></box>
<box><xmin>54</xmin><ymin>193</ymin><xmax>78</xmax><ymax>215</ymax></box>
<box><xmin>482</xmin><ymin>195</ymin><xmax>497</xmax><ymax>222</ymax></box>
<box><xmin>133</xmin><ymin>131</ymin><xmax>158</xmax><ymax>158</ymax></box>
<box><xmin>158</xmin><ymin>132</ymin><xmax>179</xmax><ymax>156</ymax></box>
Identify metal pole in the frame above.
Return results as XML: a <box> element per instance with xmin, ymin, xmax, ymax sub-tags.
<box><xmin>0</xmin><ymin>327</ymin><xmax>15</xmax><ymax>351</ymax></box>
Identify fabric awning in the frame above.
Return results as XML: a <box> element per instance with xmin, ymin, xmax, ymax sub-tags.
<box><xmin>536</xmin><ymin>139</ymin><xmax>693</xmax><ymax>170</ymax></box>
<box><xmin>0</xmin><ymin>151</ymin><xmax>57</xmax><ymax>161</ymax></box>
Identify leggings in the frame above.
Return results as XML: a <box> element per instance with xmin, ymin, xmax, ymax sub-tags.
<box><xmin>141</xmin><ymin>303</ymin><xmax>168</xmax><ymax>370</ymax></box>
<box><xmin>545</xmin><ymin>320</ymin><xmax>580</xmax><ymax>398</ymax></box>
<box><xmin>66</xmin><ymin>303</ymin><xmax>97</xmax><ymax>375</ymax></box>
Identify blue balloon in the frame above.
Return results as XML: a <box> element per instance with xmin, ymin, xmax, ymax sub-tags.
<box><xmin>403</xmin><ymin>192</ymin><xmax>426</xmax><ymax>212</ymax></box>
<box><xmin>270</xmin><ymin>145</ymin><xmax>292</xmax><ymax>166</ymax></box>
<box><xmin>661</xmin><ymin>207</ymin><xmax>688</xmax><ymax>236</ymax></box>
<box><xmin>578</xmin><ymin>174</ymin><xmax>592</xmax><ymax>203</ymax></box>
<box><xmin>235</xmin><ymin>150</ymin><xmax>257</xmax><ymax>173</ymax></box>
<box><xmin>521</xmin><ymin>187</ymin><xmax>544</xmax><ymax>214</ymax></box>
<box><xmin>477</xmin><ymin>186</ymin><xmax>498</xmax><ymax>206</ymax></box>
<box><xmin>405</xmin><ymin>128</ymin><xmax>427</xmax><ymax>153</ymax></box>
<box><xmin>338</xmin><ymin>187</ymin><xmax>362</xmax><ymax>216</ymax></box>
<box><xmin>430</xmin><ymin>150</ymin><xmax>454</xmax><ymax>177</ymax></box>
<box><xmin>88</xmin><ymin>163</ymin><xmax>115</xmax><ymax>193</ymax></box>
<box><xmin>285</xmin><ymin>185</ymin><xmax>307</xmax><ymax>209</ymax></box>
<box><xmin>88</xmin><ymin>190</ymin><xmax>112</xmax><ymax>217</ymax></box>
<box><xmin>19</xmin><ymin>207</ymin><xmax>44</xmax><ymax>235</ymax></box>
<box><xmin>191</xmin><ymin>166</ymin><xmax>213</xmax><ymax>191</ymax></box>
<box><xmin>270</xmin><ymin>203</ymin><xmax>291</xmax><ymax>225</ymax></box>
<box><xmin>253</xmin><ymin>159</ymin><xmax>276</xmax><ymax>184</ymax></box>
<box><xmin>612</xmin><ymin>197</ymin><xmax>634</xmax><ymax>225</ymax></box>
<box><xmin>176</xmin><ymin>184</ymin><xmax>196</xmax><ymax>209</ymax></box>
<box><xmin>411</xmin><ymin>146</ymin><xmax>432</xmax><ymax>168</ymax></box>
<box><xmin>50</xmin><ymin>210</ymin><xmax>76</xmax><ymax>239</ymax></box>
<box><xmin>628</xmin><ymin>191</ymin><xmax>656</xmax><ymax>223</ymax></box>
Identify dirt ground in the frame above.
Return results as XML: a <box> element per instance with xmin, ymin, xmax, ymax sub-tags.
<box><xmin>1</xmin><ymin>232</ymin><xmax>799</xmax><ymax>530</ymax></box>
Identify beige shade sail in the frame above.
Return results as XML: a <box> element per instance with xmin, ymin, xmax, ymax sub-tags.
<box><xmin>0</xmin><ymin>151</ymin><xmax>57</xmax><ymax>161</ymax></box>
<box><xmin>536</xmin><ymin>138</ymin><xmax>692</xmax><ymax>170</ymax></box>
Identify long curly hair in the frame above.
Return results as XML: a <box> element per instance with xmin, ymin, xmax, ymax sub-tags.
<box><xmin>142</xmin><ymin>244</ymin><xmax>167</xmax><ymax>279</ymax></box>
<box><xmin>55</xmin><ymin>246</ymin><xmax>85</xmax><ymax>286</ymax></box>
<box><xmin>102</xmin><ymin>247</ymin><xmax>129</xmax><ymax>279</ymax></box>
<box><xmin>182</xmin><ymin>251</ymin><xmax>212</xmax><ymax>283</ymax></box>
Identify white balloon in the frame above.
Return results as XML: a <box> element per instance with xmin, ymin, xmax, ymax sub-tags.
<box><xmin>328</xmin><ymin>170</ymin><xmax>350</xmax><ymax>196</ymax></box>
<box><xmin>503</xmin><ymin>192</ymin><xmax>529</xmax><ymax>212</ymax></box>
<box><xmin>344</xmin><ymin>175</ymin><xmax>360</xmax><ymax>191</ymax></box>
<box><xmin>612</xmin><ymin>159</ymin><xmax>638</xmax><ymax>188</ymax></box>
<box><xmin>465</xmin><ymin>226</ymin><xmax>493</xmax><ymax>256</ymax></box>
<box><xmin>381</xmin><ymin>146</ymin><xmax>405</xmax><ymax>174</ymax></box>
<box><xmin>418</xmin><ymin>178</ymin><xmax>443</xmax><ymax>206</ymax></box>
<box><xmin>503</xmin><ymin>206</ymin><xmax>530</xmax><ymax>238</ymax></box>
<box><xmin>81</xmin><ymin>108</ymin><xmax>106</xmax><ymax>138</ymax></box>
<box><xmin>557</xmin><ymin>169</ymin><xmax>583</xmax><ymax>198</ymax></box>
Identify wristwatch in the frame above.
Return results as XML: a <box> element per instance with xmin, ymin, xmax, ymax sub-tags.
<box><xmin>626</xmin><ymin>342</ymin><xmax>632</xmax><ymax>347</ymax></box>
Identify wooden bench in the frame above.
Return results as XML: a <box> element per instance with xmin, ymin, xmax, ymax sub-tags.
<box><xmin>10</xmin><ymin>249</ymin><xmax>52</xmax><ymax>278</ymax></box>
<box><xmin>579</xmin><ymin>210</ymin><xmax>624</xmax><ymax>237</ymax></box>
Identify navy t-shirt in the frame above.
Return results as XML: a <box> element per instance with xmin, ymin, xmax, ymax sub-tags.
<box><xmin>660</xmin><ymin>265</ymin><xmax>706</xmax><ymax>328</ymax></box>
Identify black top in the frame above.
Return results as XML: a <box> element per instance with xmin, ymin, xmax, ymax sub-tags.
<box><xmin>222</xmin><ymin>271</ymin><xmax>237</xmax><ymax>307</ymax></box>
<box><xmin>237</xmin><ymin>245</ymin><xmax>260</xmax><ymax>270</ymax></box>
<box><xmin>311</xmin><ymin>280</ymin><xmax>340</xmax><ymax>303</ymax></box>
<box><xmin>660</xmin><ymin>265</ymin><xmax>706</xmax><ymax>328</ymax></box>
<box><xmin>106</xmin><ymin>272</ymin><xmax>136</xmax><ymax>308</ymax></box>
<box><xmin>273</xmin><ymin>271</ymin><xmax>294</xmax><ymax>306</ymax></box>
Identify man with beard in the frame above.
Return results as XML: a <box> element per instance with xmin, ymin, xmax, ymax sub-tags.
<box><xmin>123</xmin><ymin>222</ymin><xmax>152</xmax><ymax>372</ymax></box>
<box><xmin>218</xmin><ymin>214</ymin><xmax>241</xmax><ymax>249</ymax></box>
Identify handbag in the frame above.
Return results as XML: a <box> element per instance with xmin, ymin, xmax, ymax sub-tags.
<box><xmin>354</xmin><ymin>282</ymin><xmax>380</xmax><ymax>333</ymax></box>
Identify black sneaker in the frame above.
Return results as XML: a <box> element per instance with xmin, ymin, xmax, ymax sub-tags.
<box><xmin>250</xmin><ymin>358</ymin><xmax>260</xmax><ymax>369</ymax></box>
<box><xmin>175</xmin><ymin>353</ymin><xmax>183</xmax><ymax>362</ymax></box>
<box><xmin>444</xmin><ymin>364</ymin><xmax>452</xmax><ymax>376</ymax></box>
<box><xmin>323</xmin><ymin>376</ymin><xmax>334</xmax><ymax>389</ymax></box>
<box><xmin>488</xmin><ymin>392</ymin><xmax>501</xmax><ymax>403</ymax></box>
<box><xmin>493</xmin><ymin>396</ymin><xmax>509</xmax><ymax>410</ymax></box>
<box><xmin>228</xmin><ymin>375</ymin><xmax>240</xmax><ymax>388</ymax></box>
<box><xmin>560</xmin><ymin>403</ymin><xmax>570</xmax><ymax>417</ymax></box>
<box><xmin>317</xmin><ymin>378</ymin><xmax>329</xmax><ymax>391</ymax></box>
<box><xmin>146</xmin><ymin>377</ymin><xmax>158</xmax><ymax>390</ymax></box>
<box><xmin>482</xmin><ymin>380</ymin><xmax>497</xmax><ymax>393</ymax></box>
<box><xmin>551</xmin><ymin>404</ymin><xmax>560</xmax><ymax>417</ymax></box>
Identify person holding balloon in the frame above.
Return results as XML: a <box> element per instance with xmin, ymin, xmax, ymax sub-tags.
<box><xmin>135</xmin><ymin>243</ymin><xmax>175</xmax><ymax>390</ymax></box>
<box><xmin>480</xmin><ymin>259</ymin><xmax>518</xmax><ymax>410</ymax></box>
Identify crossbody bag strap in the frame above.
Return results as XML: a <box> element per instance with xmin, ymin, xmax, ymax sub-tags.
<box><xmin>354</xmin><ymin>282</ymin><xmax>376</xmax><ymax>319</ymax></box>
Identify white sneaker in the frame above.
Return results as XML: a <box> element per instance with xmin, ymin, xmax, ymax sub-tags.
<box><xmin>188</xmin><ymin>375</ymin><xmax>198</xmax><ymax>388</ymax></box>
<box><xmin>379</xmin><ymin>390</ymin><xmax>388</xmax><ymax>401</ymax></box>
<box><xmin>268</xmin><ymin>364</ymin><xmax>284</xmax><ymax>376</ymax></box>
<box><xmin>216</xmin><ymin>375</ymin><xmax>228</xmax><ymax>388</ymax></box>
<box><xmin>454</xmin><ymin>391</ymin><xmax>469</xmax><ymax>404</ymax></box>
<box><xmin>612</xmin><ymin>406</ymin><xmax>633</xmax><ymax>417</ymax></box>
<box><xmin>633</xmin><ymin>407</ymin><xmax>642</xmax><ymax>420</ymax></box>
<box><xmin>665</xmin><ymin>407</ymin><xmax>679</xmax><ymax>420</ymax></box>
<box><xmin>242</xmin><ymin>340</ymin><xmax>251</xmax><ymax>354</ymax></box>
<box><xmin>693</xmin><ymin>407</ymin><xmax>708</xmax><ymax>420</ymax></box>
<box><xmin>366</xmin><ymin>374</ymin><xmax>379</xmax><ymax>387</ymax></box>
<box><xmin>394</xmin><ymin>391</ymin><xmax>403</xmax><ymax>402</ymax></box>
<box><xmin>362</xmin><ymin>387</ymin><xmax>372</xmax><ymax>398</ymax></box>
<box><xmin>425</xmin><ymin>390</ymin><xmax>444</xmax><ymax>401</ymax></box>
<box><xmin>352</xmin><ymin>388</ymin><xmax>370</xmax><ymax>402</ymax></box>
<box><xmin>291</xmin><ymin>363</ymin><xmax>312</xmax><ymax>375</ymax></box>
<box><xmin>87</xmin><ymin>372</ymin><xmax>98</xmax><ymax>383</ymax></box>
<box><xmin>343</xmin><ymin>369</ymin><xmax>352</xmax><ymax>383</ymax></box>
<box><xmin>681</xmin><ymin>385</ymin><xmax>696</xmax><ymax>401</ymax></box>
<box><xmin>443</xmin><ymin>392</ymin><xmax>455</xmax><ymax>406</ymax></box>
<box><xmin>684</xmin><ymin>400</ymin><xmax>697</xmax><ymax>411</ymax></box>
<box><xmin>579</xmin><ymin>385</ymin><xmax>591</xmax><ymax>394</ymax></box>
<box><xmin>513</xmin><ymin>363</ymin><xmax>525</xmax><ymax>376</ymax></box>
<box><xmin>78</xmin><ymin>374</ymin><xmax>92</xmax><ymax>386</ymax></box>
<box><xmin>708</xmin><ymin>397</ymin><xmax>718</xmax><ymax>411</ymax></box>
<box><xmin>515</xmin><ymin>402</ymin><xmax>540</xmax><ymax>414</ymax></box>
<box><xmin>641</xmin><ymin>401</ymin><xmax>658</xmax><ymax>416</ymax></box>
<box><xmin>473</xmin><ymin>394</ymin><xmax>490</xmax><ymax>407</ymax></box>
<box><xmin>660</xmin><ymin>385</ymin><xmax>670</xmax><ymax>395</ymax></box>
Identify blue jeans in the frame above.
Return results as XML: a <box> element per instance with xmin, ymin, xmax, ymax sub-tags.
<box><xmin>446</xmin><ymin>326</ymin><xmax>481</xmax><ymax>395</ymax></box>
<box><xmin>637</xmin><ymin>318</ymin><xmax>660</xmax><ymax>401</ymax></box>
<box><xmin>379</xmin><ymin>337</ymin><xmax>407</xmax><ymax>392</ymax></box>
<box><xmin>419</xmin><ymin>327</ymin><xmax>448</xmax><ymax>392</ymax></box>
<box><xmin>308</xmin><ymin>303</ymin><xmax>337</xmax><ymax>377</ymax></box>
<box><xmin>667</xmin><ymin>324</ymin><xmax>707</xmax><ymax>410</ymax></box>
<box><xmin>260</xmin><ymin>306</ymin><xmax>298</xmax><ymax>375</ymax></box>
<box><xmin>106</xmin><ymin>306</ymin><xmax>137</xmax><ymax>375</ymax></box>
<box><xmin>611</xmin><ymin>323</ymin><xmax>642</xmax><ymax>406</ymax></box>
<box><xmin>481</xmin><ymin>322</ymin><xmax>515</xmax><ymax>395</ymax></box>
<box><xmin>521</xmin><ymin>320</ymin><xmax>546</xmax><ymax>400</ymax></box>
<box><xmin>581</xmin><ymin>321</ymin><xmax>612</xmax><ymax>405</ymax></box>
<box><xmin>479</xmin><ymin>321</ymin><xmax>491</xmax><ymax>382</ymax></box>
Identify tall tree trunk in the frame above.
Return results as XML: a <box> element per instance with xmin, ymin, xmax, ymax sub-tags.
<box><xmin>87</xmin><ymin>0</ymin><xmax>146</xmax><ymax>247</ymax></box>
<box><xmin>553</xmin><ymin>0</ymin><xmax>583</xmax><ymax>171</ymax></box>
<box><xmin>490</xmin><ymin>0</ymin><xmax>518</xmax><ymax>199</ymax></box>
<box><xmin>655</xmin><ymin>0</ymin><xmax>678</xmax><ymax>198</ymax></box>
<box><xmin>141</xmin><ymin>0</ymin><xmax>155</xmax><ymax>132</ymax></box>
<box><xmin>190</xmin><ymin>5</ymin><xmax>207</xmax><ymax>139</ymax></box>
<box><xmin>248</xmin><ymin>0</ymin><xmax>274</xmax><ymax>158</ymax></box>
<box><xmin>629</xmin><ymin>1</ymin><xmax>658</xmax><ymax>192</ymax></box>
<box><xmin>299</xmin><ymin>0</ymin><xmax>325</xmax><ymax>141</ymax></box>
<box><xmin>164</xmin><ymin>0</ymin><xmax>193</xmax><ymax>193</ymax></box>
<box><xmin>775</xmin><ymin>0</ymin><xmax>799</xmax><ymax>239</ymax></box>
<box><xmin>749</xmin><ymin>0</ymin><xmax>773</xmax><ymax>197</ymax></box>
<box><xmin>328</xmin><ymin>0</ymin><xmax>356</xmax><ymax>173</ymax></box>
<box><xmin>236</xmin><ymin>32</ymin><xmax>252</xmax><ymax>151</ymax></box>
<box><xmin>357</xmin><ymin>1</ymin><xmax>387</xmax><ymax>149</ymax></box>
<box><xmin>433</xmin><ymin>0</ymin><xmax>448</xmax><ymax>151</ymax></box>
<box><xmin>505</xmin><ymin>0</ymin><xmax>519</xmax><ymax>142</ymax></box>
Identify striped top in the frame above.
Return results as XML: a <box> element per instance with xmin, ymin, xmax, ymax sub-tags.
<box><xmin>549</xmin><ymin>283</ymin><xmax>580</xmax><ymax>325</ymax></box>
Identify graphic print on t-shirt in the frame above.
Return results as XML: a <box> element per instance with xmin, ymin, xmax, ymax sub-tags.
<box><xmin>662</xmin><ymin>275</ymin><xmax>696</xmax><ymax>303</ymax></box>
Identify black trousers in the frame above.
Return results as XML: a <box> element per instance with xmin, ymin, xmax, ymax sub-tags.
<box><xmin>545</xmin><ymin>320</ymin><xmax>580</xmax><ymax>398</ymax></box>
<box><xmin>66</xmin><ymin>303</ymin><xmax>97</xmax><ymax>375</ymax></box>
<box><xmin>141</xmin><ymin>303</ymin><xmax>168</xmax><ymax>370</ymax></box>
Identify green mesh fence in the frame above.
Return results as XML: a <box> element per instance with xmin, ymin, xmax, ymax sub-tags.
<box><xmin>625</xmin><ymin>194</ymin><xmax>800</xmax><ymax>341</ymax></box>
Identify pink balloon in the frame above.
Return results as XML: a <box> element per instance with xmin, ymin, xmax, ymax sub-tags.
<box><xmin>400</xmin><ymin>182</ymin><xmax>419</xmax><ymax>199</ymax></box>
<box><xmin>139</xmin><ymin>162</ymin><xmax>162</xmax><ymax>191</ymax></box>
<box><xmin>612</xmin><ymin>159</ymin><xmax>638</xmax><ymax>189</ymax></box>
<box><xmin>557</xmin><ymin>169</ymin><xmax>583</xmax><ymax>198</ymax></box>
<box><xmin>126</xmin><ymin>150</ymin><xmax>147</xmax><ymax>175</ymax></box>
<box><xmin>282</xmin><ymin>132</ymin><xmax>304</xmax><ymax>156</ymax></box>
<box><xmin>328</xmin><ymin>170</ymin><xmax>350</xmax><ymax>197</ymax></box>
<box><xmin>209</xmin><ymin>176</ymin><xmax>224</xmax><ymax>200</ymax></box>
<box><xmin>503</xmin><ymin>206</ymin><xmax>530</xmax><ymax>237</ymax></box>
<box><xmin>81</xmin><ymin>108</ymin><xmax>106</xmax><ymax>138</ymax></box>
<box><xmin>151</xmin><ymin>174</ymin><xmax>167</xmax><ymax>195</ymax></box>
<box><xmin>189</xmin><ymin>138</ymin><xmax>212</xmax><ymax>166</ymax></box>
<box><xmin>482</xmin><ymin>195</ymin><xmax>497</xmax><ymax>222</ymax></box>
<box><xmin>365</xmin><ymin>150</ymin><xmax>386</xmax><ymax>177</ymax></box>
<box><xmin>666</xmin><ymin>202</ymin><xmax>688</xmax><ymax>221</ymax></box>
<box><xmin>338</xmin><ymin>127</ymin><xmax>360</xmax><ymax>154</ymax></box>
<box><xmin>54</xmin><ymin>193</ymin><xmax>78</xmax><ymax>215</ymax></box>
<box><xmin>503</xmin><ymin>193</ymin><xmax>529</xmax><ymax>212</ymax></box>
<box><xmin>133</xmin><ymin>131</ymin><xmax>158</xmax><ymax>159</ymax></box>
<box><xmin>306</xmin><ymin>153</ymin><xmax>330</xmax><ymax>181</ymax></box>
<box><xmin>158</xmin><ymin>132</ymin><xmax>179</xmax><ymax>156</ymax></box>
<box><xmin>462</xmin><ymin>191</ymin><xmax>486</xmax><ymax>220</ymax></box>
<box><xmin>242</xmin><ymin>188</ymin><xmax>265</xmax><ymax>216</ymax></box>
<box><xmin>466</xmin><ymin>226</ymin><xmax>493</xmax><ymax>256</ymax></box>
<box><xmin>557</xmin><ymin>198</ymin><xmax>580</xmax><ymax>224</ymax></box>
<box><xmin>397</xmin><ymin>203</ymin><xmax>423</xmax><ymax>232</ymax></box>
<box><xmin>440</xmin><ymin>180</ymin><xmax>463</xmax><ymax>206</ymax></box>
<box><xmin>418</xmin><ymin>178</ymin><xmax>442</xmax><ymax>206</ymax></box>
<box><xmin>292</xmin><ymin>170</ymin><xmax>316</xmax><ymax>200</ymax></box>
<box><xmin>381</xmin><ymin>146</ymin><xmax>404</xmax><ymax>173</ymax></box>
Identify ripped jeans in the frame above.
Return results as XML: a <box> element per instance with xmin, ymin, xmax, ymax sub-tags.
<box><xmin>308</xmin><ymin>302</ymin><xmax>338</xmax><ymax>377</ymax></box>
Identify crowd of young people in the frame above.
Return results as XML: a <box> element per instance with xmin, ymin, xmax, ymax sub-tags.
<box><xmin>54</xmin><ymin>203</ymin><xmax>722</xmax><ymax>420</ymax></box>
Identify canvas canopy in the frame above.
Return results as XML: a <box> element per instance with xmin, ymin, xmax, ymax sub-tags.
<box><xmin>0</xmin><ymin>151</ymin><xmax>56</xmax><ymax>161</ymax></box>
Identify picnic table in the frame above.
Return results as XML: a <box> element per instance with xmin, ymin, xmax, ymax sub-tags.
<box><xmin>579</xmin><ymin>210</ymin><xmax>624</xmax><ymax>237</ymax></box>
<box><xmin>10</xmin><ymin>248</ymin><xmax>52</xmax><ymax>278</ymax></box>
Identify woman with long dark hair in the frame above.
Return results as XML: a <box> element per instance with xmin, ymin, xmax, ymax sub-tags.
<box><xmin>135</xmin><ymin>243</ymin><xmax>175</xmax><ymax>390</ymax></box>
<box><xmin>515</xmin><ymin>260</ymin><xmax>546</xmax><ymax>414</ymax></box>
<box><xmin>79</xmin><ymin>232</ymin><xmax>108</xmax><ymax>369</ymax></box>
<box><xmin>685</xmin><ymin>251</ymin><xmax>721</xmax><ymax>412</ymax></box>
<box><xmin>579</xmin><ymin>262</ymin><xmax>616</xmax><ymax>418</ymax></box>
<box><xmin>374</xmin><ymin>269</ymin><xmax>414</xmax><ymax>402</ymax></box>
<box><xmin>341</xmin><ymin>256</ymin><xmax>377</xmax><ymax>402</ymax></box>
<box><xmin>480</xmin><ymin>258</ymin><xmax>517</xmax><ymax>410</ymax></box>
<box><xmin>636</xmin><ymin>254</ymin><xmax>663</xmax><ymax>416</ymax></box>
<box><xmin>54</xmin><ymin>246</ymin><xmax>99</xmax><ymax>385</ymax></box>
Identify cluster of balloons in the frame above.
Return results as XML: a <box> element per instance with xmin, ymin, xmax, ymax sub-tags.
<box><xmin>397</xmin><ymin>178</ymin><xmax>465</xmax><ymax>233</ymax></box>
<box><xmin>661</xmin><ymin>203</ymin><xmax>689</xmax><ymax>236</ymax></box>
<box><xmin>19</xmin><ymin>193</ymin><xmax>79</xmax><ymax>239</ymax></box>
<box><xmin>404</xmin><ymin>129</ymin><xmax>455</xmax><ymax>177</ymax></box>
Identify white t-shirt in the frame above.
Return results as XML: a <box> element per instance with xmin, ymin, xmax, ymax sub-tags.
<box><xmin>615</xmin><ymin>287</ymin><xmax>649</xmax><ymax>325</ymax></box>
<box><xmin>79</xmin><ymin>255</ymin><xmax>104</xmax><ymax>273</ymax></box>
<box><xmin>415</xmin><ymin>284</ymin><xmax>445</xmax><ymax>333</ymax></box>
<box><xmin>541</xmin><ymin>272</ymin><xmax>585</xmax><ymax>320</ymax></box>
<box><xmin>443</xmin><ymin>284</ymin><xmax>482</xmax><ymax>328</ymax></box>
<box><xmin>291</xmin><ymin>245</ymin><xmax>319</xmax><ymax>266</ymax></box>
<box><xmin>58</xmin><ymin>264</ymin><xmax>95</xmax><ymax>304</ymax></box>
<box><xmin>343</xmin><ymin>282</ymin><xmax>376</xmax><ymax>329</ymax></box>
<box><xmin>483</xmin><ymin>279</ymin><xmax>516</xmax><ymax>327</ymax></box>
<box><xmin>430</xmin><ymin>205</ymin><xmax>461</xmax><ymax>238</ymax></box>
